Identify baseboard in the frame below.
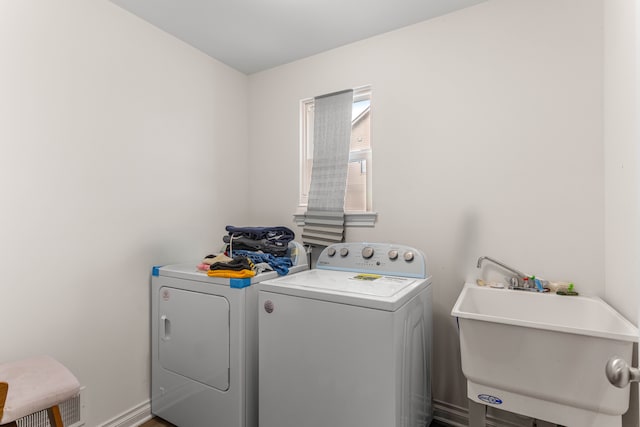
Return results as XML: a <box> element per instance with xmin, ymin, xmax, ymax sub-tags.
<box><xmin>99</xmin><ymin>398</ymin><xmax>539</xmax><ymax>427</ymax></box>
<box><xmin>99</xmin><ymin>400</ymin><xmax>152</xmax><ymax>427</ymax></box>
<box><xmin>433</xmin><ymin>399</ymin><xmax>538</xmax><ymax>427</ymax></box>
<box><xmin>433</xmin><ymin>399</ymin><xmax>470</xmax><ymax>427</ymax></box>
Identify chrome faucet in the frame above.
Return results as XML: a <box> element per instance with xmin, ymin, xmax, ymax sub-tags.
<box><xmin>477</xmin><ymin>256</ymin><xmax>529</xmax><ymax>288</ymax></box>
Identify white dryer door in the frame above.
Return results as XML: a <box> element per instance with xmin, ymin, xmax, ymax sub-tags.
<box><xmin>158</xmin><ymin>287</ymin><xmax>230</xmax><ymax>391</ymax></box>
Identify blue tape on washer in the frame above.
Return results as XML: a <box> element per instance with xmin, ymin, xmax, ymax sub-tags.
<box><xmin>230</xmin><ymin>278</ymin><xmax>251</xmax><ymax>289</ymax></box>
<box><xmin>152</xmin><ymin>266</ymin><xmax>162</xmax><ymax>276</ymax></box>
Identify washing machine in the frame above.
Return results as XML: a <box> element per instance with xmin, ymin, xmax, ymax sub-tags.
<box><xmin>258</xmin><ymin>242</ymin><xmax>433</xmax><ymax>427</ymax></box>
<box><xmin>150</xmin><ymin>241</ymin><xmax>308</xmax><ymax>427</ymax></box>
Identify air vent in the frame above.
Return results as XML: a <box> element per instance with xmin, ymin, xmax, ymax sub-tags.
<box><xmin>17</xmin><ymin>390</ymin><xmax>84</xmax><ymax>427</ymax></box>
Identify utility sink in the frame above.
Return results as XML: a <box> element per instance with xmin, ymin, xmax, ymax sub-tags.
<box><xmin>452</xmin><ymin>283</ymin><xmax>638</xmax><ymax>426</ymax></box>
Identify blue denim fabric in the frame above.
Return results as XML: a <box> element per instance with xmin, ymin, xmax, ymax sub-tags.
<box><xmin>223</xmin><ymin>236</ymin><xmax>289</xmax><ymax>256</ymax></box>
<box><xmin>231</xmin><ymin>250</ymin><xmax>293</xmax><ymax>275</ymax></box>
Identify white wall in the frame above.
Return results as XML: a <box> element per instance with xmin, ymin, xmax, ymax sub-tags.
<box><xmin>604</xmin><ymin>2</ymin><xmax>639</xmax><ymax>426</ymax></box>
<box><xmin>248</xmin><ymin>0</ymin><xmax>606</xmax><ymax>415</ymax></box>
<box><xmin>604</xmin><ymin>0</ymin><xmax>639</xmax><ymax>325</ymax></box>
<box><xmin>0</xmin><ymin>1</ymin><xmax>248</xmax><ymax>425</ymax></box>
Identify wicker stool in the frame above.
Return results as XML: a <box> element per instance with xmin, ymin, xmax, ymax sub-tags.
<box><xmin>0</xmin><ymin>356</ymin><xmax>80</xmax><ymax>427</ymax></box>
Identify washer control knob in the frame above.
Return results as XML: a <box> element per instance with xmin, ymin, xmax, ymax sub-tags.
<box><xmin>339</xmin><ymin>247</ymin><xmax>349</xmax><ymax>257</ymax></box>
<box><xmin>362</xmin><ymin>247</ymin><xmax>374</xmax><ymax>259</ymax></box>
<box><xmin>388</xmin><ymin>250</ymin><xmax>398</xmax><ymax>260</ymax></box>
<box><xmin>404</xmin><ymin>251</ymin><xmax>414</xmax><ymax>262</ymax></box>
<box><xmin>327</xmin><ymin>247</ymin><xmax>336</xmax><ymax>257</ymax></box>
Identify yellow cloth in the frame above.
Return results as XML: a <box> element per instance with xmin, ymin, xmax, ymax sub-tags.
<box><xmin>207</xmin><ymin>269</ymin><xmax>256</xmax><ymax>279</ymax></box>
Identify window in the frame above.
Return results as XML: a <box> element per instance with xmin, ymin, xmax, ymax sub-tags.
<box><xmin>299</xmin><ymin>86</ymin><xmax>372</xmax><ymax>212</ymax></box>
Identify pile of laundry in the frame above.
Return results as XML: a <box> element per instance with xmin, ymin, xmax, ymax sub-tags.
<box><xmin>224</xmin><ymin>225</ymin><xmax>294</xmax><ymax>256</ymax></box>
<box><xmin>197</xmin><ymin>225</ymin><xmax>296</xmax><ymax>278</ymax></box>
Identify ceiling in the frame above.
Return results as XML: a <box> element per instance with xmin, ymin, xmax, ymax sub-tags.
<box><xmin>110</xmin><ymin>0</ymin><xmax>486</xmax><ymax>75</ymax></box>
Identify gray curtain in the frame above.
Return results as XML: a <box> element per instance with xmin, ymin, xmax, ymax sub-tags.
<box><xmin>302</xmin><ymin>89</ymin><xmax>353</xmax><ymax>247</ymax></box>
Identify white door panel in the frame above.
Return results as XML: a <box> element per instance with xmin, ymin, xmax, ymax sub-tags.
<box><xmin>159</xmin><ymin>287</ymin><xmax>230</xmax><ymax>391</ymax></box>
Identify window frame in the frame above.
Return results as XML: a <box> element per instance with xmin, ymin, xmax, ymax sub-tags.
<box><xmin>295</xmin><ymin>86</ymin><xmax>376</xmax><ymax>228</ymax></box>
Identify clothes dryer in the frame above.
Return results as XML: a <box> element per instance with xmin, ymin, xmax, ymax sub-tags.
<box><xmin>259</xmin><ymin>242</ymin><xmax>433</xmax><ymax>427</ymax></box>
<box><xmin>151</xmin><ymin>242</ymin><xmax>308</xmax><ymax>427</ymax></box>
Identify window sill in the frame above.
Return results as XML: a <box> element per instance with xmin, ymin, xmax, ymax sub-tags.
<box><xmin>293</xmin><ymin>211</ymin><xmax>377</xmax><ymax>228</ymax></box>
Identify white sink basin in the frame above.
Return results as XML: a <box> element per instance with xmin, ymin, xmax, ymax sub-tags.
<box><xmin>452</xmin><ymin>283</ymin><xmax>638</xmax><ymax>426</ymax></box>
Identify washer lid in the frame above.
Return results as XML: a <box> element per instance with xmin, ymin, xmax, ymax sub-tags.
<box><xmin>277</xmin><ymin>269</ymin><xmax>418</xmax><ymax>296</ymax></box>
<box><xmin>260</xmin><ymin>269</ymin><xmax>430</xmax><ymax>310</ymax></box>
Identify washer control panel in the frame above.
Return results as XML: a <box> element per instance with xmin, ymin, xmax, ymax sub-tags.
<box><xmin>316</xmin><ymin>242</ymin><xmax>427</xmax><ymax>278</ymax></box>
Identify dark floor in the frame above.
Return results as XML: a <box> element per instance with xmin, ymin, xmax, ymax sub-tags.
<box><xmin>141</xmin><ymin>417</ymin><xmax>451</xmax><ymax>427</ymax></box>
<box><xmin>140</xmin><ymin>418</ymin><xmax>176</xmax><ymax>427</ymax></box>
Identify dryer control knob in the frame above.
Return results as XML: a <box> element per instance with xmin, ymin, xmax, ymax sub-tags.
<box><xmin>388</xmin><ymin>250</ymin><xmax>398</xmax><ymax>260</ymax></box>
<box><xmin>362</xmin><ymin>247</ymin><xmax>374</xmax><ymax>259</ymax></box>
<box><xmin>264</xmin><ymin>300</ymin><xmax>274</xmax><ymax>314</ymax></box>
<box><xmin>340</xmin><ymin>247</ymin><xmax>349</xmax><ymax>257</ymax></box>
<box><xmin>404</xmin><ymin>251</ymin><xmax>414</xmax><ymax>262</ymax></box>
<box><xmin>327</xmin><ymin>247</ymin><xmax>336</xmax><ymax>257</ymax></box>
